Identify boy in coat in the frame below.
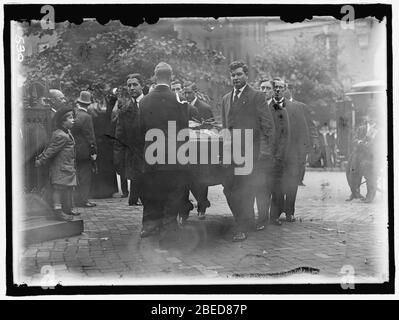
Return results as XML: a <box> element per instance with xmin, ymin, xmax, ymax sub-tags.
<box><xmin>36</xmin><ymin>107</ymin><xmax>79</xmax><ymax>219</ymax></box>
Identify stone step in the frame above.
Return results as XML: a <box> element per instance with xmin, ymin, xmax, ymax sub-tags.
<box><xmin>22</xmin><ymin>216</ymin><xmax>84</xmax><ymax>245</ymax></box>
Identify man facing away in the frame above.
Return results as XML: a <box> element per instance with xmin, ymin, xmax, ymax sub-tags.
<box><xmin>139</xmin><ymin>62</ymin><xmax>190</xmax><ymax>240</ymax></box>
<box><xmin>221</xmin><ymin>61</ymin><xmax>275</xmax><ymax>242</ymax></box>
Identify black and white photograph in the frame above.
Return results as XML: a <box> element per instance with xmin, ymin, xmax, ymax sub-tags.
<box><xmin>3</xmin><ymin>2</ymin><xmax>394</xmax><ymax>297</ymax></box>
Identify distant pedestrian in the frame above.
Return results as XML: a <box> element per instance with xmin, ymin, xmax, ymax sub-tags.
<box><xmin>35</xmin><ymin>107</ymin><xmax>78</xmax><ymax>220</ymax></box>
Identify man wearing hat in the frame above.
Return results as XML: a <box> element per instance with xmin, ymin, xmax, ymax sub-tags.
<box><xmin>71</xmin><ymin>91</ymin><xmax>97</xmax><ymax>208</ymax></box>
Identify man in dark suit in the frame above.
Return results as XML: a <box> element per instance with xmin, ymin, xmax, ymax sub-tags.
<box><xmin>72</xmin><ymin>91</ymin><xmax>97</xmax><ymax>207</ymax></box>
<box><xmin>114</xmin><ymin>74</ymin><xmax>145</xmax><ymax>206</ymax></box>
<box><xmin>184</xmin><ymin>82</ymin><xmax>214</xmax><ymax>122</ymax></box>
<box><xmin>172</xmin><ymin>79</ymin><xmax>199</xmax><ymax>120</ymax></box>
<box><xmin>269</xmin><ymin>78</ymin><xmax>309</xmax><ymax>223</ymax></box>
<box><xmin>259</xmin><ymin>78</ymin><xmax>273</xmax><ymax>105</ymax></box>
<box><xmin>221</xmin><ymin>61</ymin><xmax>275</xmax><ymax>241</ymax></box>
<box><xmin>181</xmin><ymin>81</ymin><xmax>214</xmax><ymax>220</ymax></box>
<box><xmin>285</xmin><ymin>82</ymin><xmax>319</xmax><ymax>185</ymax></box>
<box><xmin>254</xmin><ymin>79</ymin><xmax>276</xmax><ymax>230</ymax></box>
<box><xmin>139</xmin><ymin>62</ymin><xmax>190</xmax><ymax>239</ymax></box>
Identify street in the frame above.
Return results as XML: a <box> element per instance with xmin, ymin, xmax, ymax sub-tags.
<box><xmin>17</xmin><ymin>170</ymin><xmax>389</xmax><ymax>286</ymax></box>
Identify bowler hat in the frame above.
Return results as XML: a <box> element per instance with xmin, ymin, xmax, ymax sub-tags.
<box><xmin>77</xmin><ymin>91</ymin><xmax>92</xmax><ymax>105</ymax></box>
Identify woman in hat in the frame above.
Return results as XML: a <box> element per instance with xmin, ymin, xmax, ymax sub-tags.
<box><xmin>35</xmin><ymin>107</ymin><xmax>79</xmax><ymax>219</ymax></box>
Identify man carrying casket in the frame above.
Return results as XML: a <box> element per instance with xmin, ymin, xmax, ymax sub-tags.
<box><xmin>221</xmin><ymin>61</ymin><xmax>275</xmax><ymax>242</ymax></box>
<box><xmin>139</xmin><ymin>62</ymin><xmax>190</xmax><ymax>239</ymax></box>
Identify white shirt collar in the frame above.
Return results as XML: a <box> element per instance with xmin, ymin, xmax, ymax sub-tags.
<box><xmin>234</xmin><ymin>84</ymin><xmax>247</xmax><ymax>98</ymax></box>
<box><xmin>191</xmin><ymin>97</ymin><xmax>198</xmax><ymax>106</ymax></box>
<box><xmin>132</xmin><ymin>93</ymin><xmax>144</xmax><ymax>103</ymax></box>
<box><xmin>155</xmin><ymin>84</ymin><xmax>170</xmax><ymax>88</ymax></box>
<box><xmin>77</xmin><ymin>106</ymin><xmax>88</xmax><ymax>112</ymax></box>
<box><xmin>273</xmin><ymin>97</ymin><xmax>285</xmax><ymax>104</ymax></box>
<box><xmin>267</xmin><ymin>98</ymin><xmax>272</xmax><ymax>105</ymax></box>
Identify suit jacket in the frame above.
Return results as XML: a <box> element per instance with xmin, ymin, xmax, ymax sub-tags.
<box><xmin>114</xmin><ymin>99</ymin><xmax>143</xmax><ymax>179</ymax></box>
<box><xmin>293</xmin><ymin>99</ymin><xmax>318</xmax><ymax>151</ymax></box>
<box><xmin>188</xmin><ymin>103</ymin><xmax>200</xmax><ymax>121</ymax></box>
<box><xmin>71</xmin><ymin>108</ymin><xmax>97</xmax><ymax>160</ymax></box>
<box><xmin>268</xmin><ymin>100</ymin><xmax>290</xmax><ymax>163</ymax></box>
<box><xmin>221</xmin><ymin>84</ymin><xmax>275</xmax><ymax>170</ymax></box>
<box><xmin>37</xmin><ymin>128</ymin><xmax>77</xmax><ymax>186</ymax></box>
<box><xmin>193</xmin><ymin>99</ymin><xmax>214</xmax><ymax>122</ymax></box>
<box><xmin>140</xmin><ymin>85</ymin><xmax>189</xmax><ymax>172</ymax></box>
<box><xmin>284</xmin><ymin>99</ymin><xmax>309</xmax><ymax>177</ymax></box>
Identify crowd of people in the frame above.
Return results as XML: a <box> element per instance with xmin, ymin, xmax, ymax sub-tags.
<box><xmin>31</xmin><ymin>59</ymin><xmax>380</xmax><ymax>242</ymax></box>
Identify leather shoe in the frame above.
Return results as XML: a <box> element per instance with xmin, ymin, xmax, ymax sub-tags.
<box><xmin>78</xmin><ymin>201</ymin><xmax>96</xmax><ymax>208</ymax></box>
<box><xmin>271</xmin><ymin>219</ymin><xmax>282</xmax><ymax>226</ymax></box>
<box><xmin>140</xmin><ymin>227</ymin><xmax>160</xmax><ymax>238</ymax></box>
<box><xmin>255</xmin><ymin>224</ymin><xmax>265</xmax><ymax>231</ymax></box>
<box><xmin>65</xmin><ymin>211</ymin><xmax>80</xmax><ymax>216</ymax></box>
<box><xmin>286</xmin><ymin>215</ymin><xmax>296</xmax><ymax>222</ymax></box>
<box><xmin>232</xmin><ymin>231</ymin><xmax>247</xmax><ymax>242</ymax></box>
<box><xmin>198</xmin><ymin>211</ymin><xmax>206</xmax><ymax>220</ymax></box>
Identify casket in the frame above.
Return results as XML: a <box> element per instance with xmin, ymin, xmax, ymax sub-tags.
<box><xmin>188</xmin><ymin>125</ymin><xmax>229</xmax><ymax>186</ymax></box>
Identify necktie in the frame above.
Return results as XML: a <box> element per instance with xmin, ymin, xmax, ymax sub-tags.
<box><xmin>273</xmin><ymin>98</ymin><xmax>284</xmax><ymax>110</ymax></box>
<box><xmin>233</xmin><ymin>89</ymin><xmax>240</xmax><ymax>103</ymax></box>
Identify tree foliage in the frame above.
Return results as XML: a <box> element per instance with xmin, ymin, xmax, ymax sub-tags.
<box><xmin>252</xmin><ymin>37</ymin><xmax>344</xmax><ymax>120</ymax></box>
<box><xmin>22</xmin><ymin>21</ymin><xmax>229</xmax><ymax>105</ymax></box>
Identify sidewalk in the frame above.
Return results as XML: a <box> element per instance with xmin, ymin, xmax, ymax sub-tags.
<box><xmin>17</xmin><ymin>171</ymin><xmax>388</xmax><ymax>286</ymax></box>
<box><xmin>18</xmin><ymin>198</ymin><xmax>388</xmax><ymax>285</ymax></box>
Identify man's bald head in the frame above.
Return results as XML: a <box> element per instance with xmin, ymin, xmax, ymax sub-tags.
<box><xmin>154</xmin><ymin>62</ymin><xmax>173</xmax><ymax>83</ymax></box>
<box><xmin>49</xmin><ymin>89</ymin><xmax>66</xmax><ymax>110</ymax></box>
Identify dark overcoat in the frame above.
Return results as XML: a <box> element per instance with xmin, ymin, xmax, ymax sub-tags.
<box><xmin>139</xmin><ymin>85</ymin><xmax>189</xmax><ymax>172</ymax></box>
<box><xmin>284</xmin><ymin>99</ymin><xmax>309</xmax><ymax>179</ymax></box>
<box><xmin>71</xmin><ymin>108</ymin><xmax>97</xmax><ymax>160</ymax></box>
<box><xmin>114</xmin><ymin>99</ymin><xmax>144</xmax><ymax>180</ymax></box>
<box><xmin>36</xmin><ymin>128</ymin><xmax>77</xmax><ymax>186</ymax></box>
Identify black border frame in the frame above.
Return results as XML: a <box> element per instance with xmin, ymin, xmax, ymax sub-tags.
<box><xmin>4</xmin><ymin>3</ymin><xmax>394</xmax><ymax>296</ymax></box>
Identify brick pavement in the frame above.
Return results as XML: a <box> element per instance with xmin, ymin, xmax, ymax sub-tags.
<box><xmin>17</xmin><ymin>171</ymin><xmax>389</xmax><ymax>286</ymax></box>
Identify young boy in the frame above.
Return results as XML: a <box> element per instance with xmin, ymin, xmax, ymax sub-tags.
<box><xmin>36</xmin><ymin>107</ymin><xmax>79</xmax><ymax>220</ymax></box>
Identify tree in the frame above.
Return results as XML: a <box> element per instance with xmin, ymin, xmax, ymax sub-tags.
<box><xmin>252</xmin><ymin>37</ymin><xmax>344</xmax><ymax>122</ymax></box>
<box><xmin>21</xmin><ymin>20</ymin><xmax>229</xmax><ymax>106</ymax></box>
